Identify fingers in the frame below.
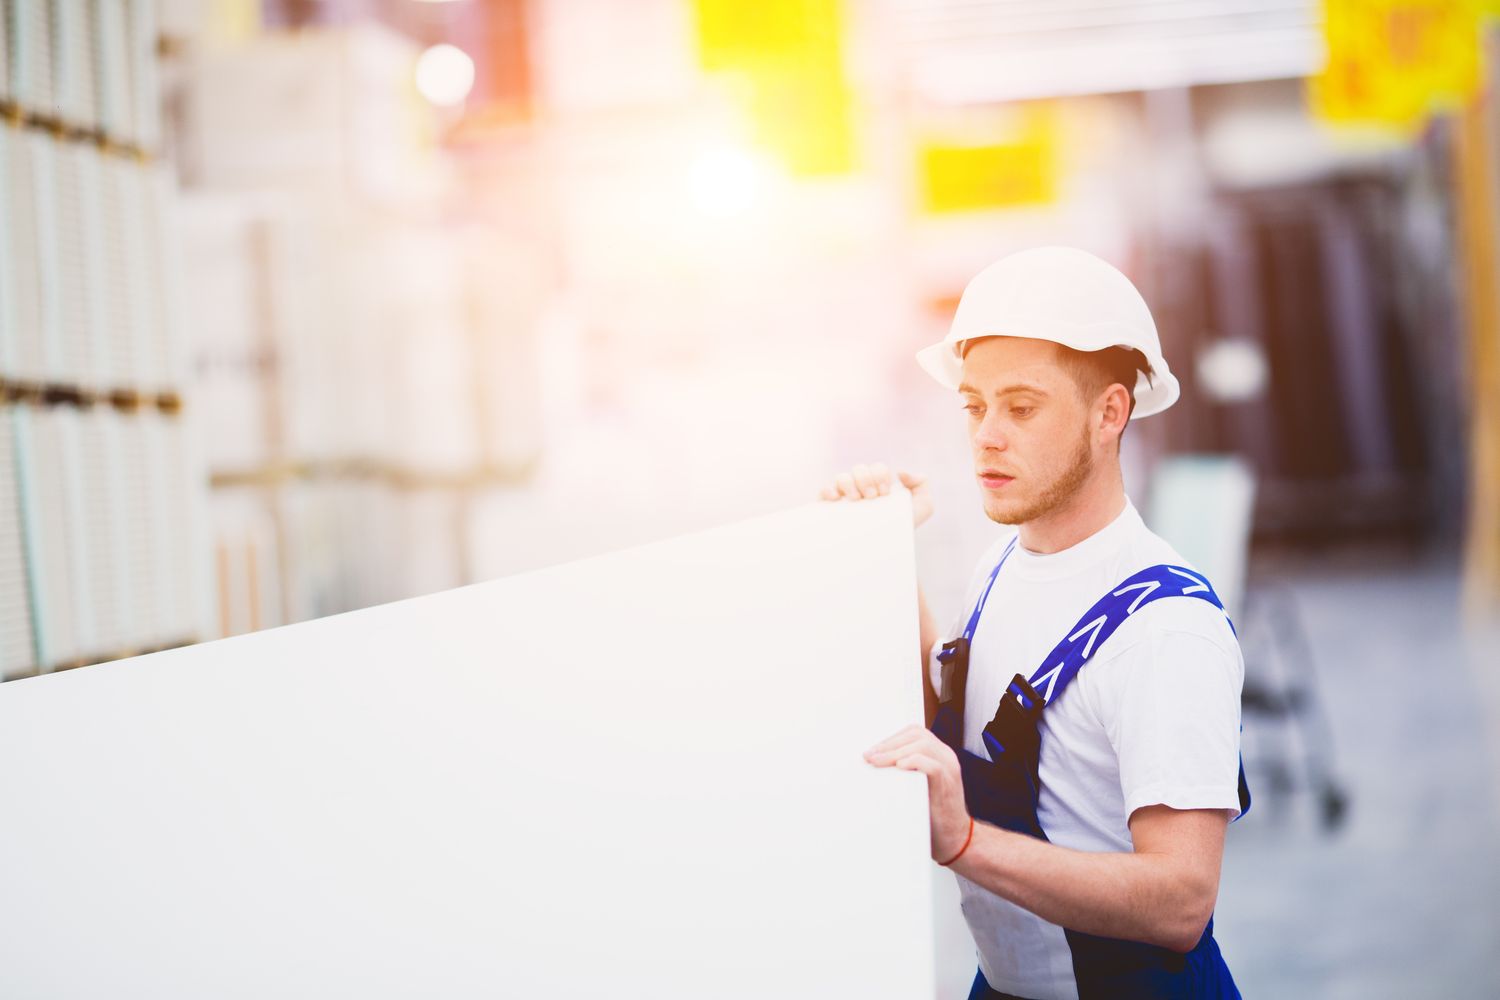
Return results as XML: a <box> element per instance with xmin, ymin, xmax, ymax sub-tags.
<box><xmin>897</xmin><ymin>470</ymin><xmax>927</xmax><ymax>490</ymax></box>
<box><xmin>892</xmin><ymin>754</ymin><xmax>943</xmax><ymax>778</ymax></box>
<box><xmin>850</xmin><ymin>463</ymin><xmax>885</xmax><ymax>499</ymax></box>
<box><xmin>863</xmin><ymin>724</ymin><xmax>928</xmax><ymax>757</ymax></box>
<box><xmin>818</xmin><ymin>462</ymin><xmax>901</xmax><ymax>502</ymax></box>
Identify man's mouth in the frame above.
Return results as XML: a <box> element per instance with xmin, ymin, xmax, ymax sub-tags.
<box><xmin>978</xmin><ymin>471</ymin><xmax>1014</xmax><ymax>490</ymax></box>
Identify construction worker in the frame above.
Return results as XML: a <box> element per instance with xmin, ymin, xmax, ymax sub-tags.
<box><xmin>823</xmin><ymin>247</ymin><xmax>1250</xmax><ymax>999</ymax></box>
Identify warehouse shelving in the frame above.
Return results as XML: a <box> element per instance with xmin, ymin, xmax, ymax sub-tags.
<box><xmin>0</xmin><ymin>0</ymin><xmax>208</xmax><ymax>678</ymax></box>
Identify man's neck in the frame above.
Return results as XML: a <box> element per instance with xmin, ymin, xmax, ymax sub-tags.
<box><xmin>1016</xmin><ymin>474</ymin><xmax>1127</xmax><ymax>555</ymax></box>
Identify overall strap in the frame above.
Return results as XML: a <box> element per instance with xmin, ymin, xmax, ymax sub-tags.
<box><xmin>961</xmin><ymin>536</ymin><xmax>1019</xmax><ymax>645</ymax></box>
<box><xmin>1005</xmin><ymin>563</ymin><xmax>1232</xmax><ymax>715</ymax></box>
<box><xmin>981</xmin><ymin>562</ymin><xmax>1252</xmax><ymax>820</ymax></box>
<box><xmin>931</xmin><ymin>537</ymin><xmax>1019</xmax><ymax>747</ymax></box>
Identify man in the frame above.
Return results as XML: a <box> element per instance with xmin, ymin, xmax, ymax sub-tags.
<box><xmin>822</xmin><ymin>247</ymin><xmax>1249</xmax><ymax>999</ymax></box>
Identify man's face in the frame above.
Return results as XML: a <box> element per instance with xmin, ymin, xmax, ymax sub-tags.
<box><xmin>958</xmin><ymin>336</ymin><xmax>1096</xmax><ymax>526</ymax></box>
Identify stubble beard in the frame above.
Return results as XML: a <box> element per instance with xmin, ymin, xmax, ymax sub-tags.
<box><xmin>984</xmin><ymin>422</ymin><xmax>1095</xmax><ymax>526</ymax></box>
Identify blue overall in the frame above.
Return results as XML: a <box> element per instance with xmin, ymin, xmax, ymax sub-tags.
<box><xmin>931</xmin><ymin>539</ymin><xmax>1252</xmax><ymax>1000</ymax></box>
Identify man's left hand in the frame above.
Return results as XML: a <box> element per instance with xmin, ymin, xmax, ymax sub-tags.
<box><xmin>864</xmin><ymin>725</ymin><xmax>971</xmax><ymax>862</ymax></box>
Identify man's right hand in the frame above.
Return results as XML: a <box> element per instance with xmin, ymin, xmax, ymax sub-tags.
<box><xmin>817</xmin><ymin>462</ymin><xmax>933</xmax><ymax>528</ymax></box>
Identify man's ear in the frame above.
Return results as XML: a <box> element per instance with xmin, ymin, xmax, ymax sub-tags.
<box><xmin>1099</xmin><ymin>383</ymin><xmax>1131</xmax><ymax>444</ymax></box>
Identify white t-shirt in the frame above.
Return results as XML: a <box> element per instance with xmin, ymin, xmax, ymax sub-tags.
<box><xmin>928</xmin><ymin>497</ymin><xmax>1244</xmax><ymax>1000</ymax></box>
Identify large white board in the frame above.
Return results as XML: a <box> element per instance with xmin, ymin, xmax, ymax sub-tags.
<box><xmin>0</xmin><ymin>495</ymin><xmax>935</xmax><ymax>998</ymax></box>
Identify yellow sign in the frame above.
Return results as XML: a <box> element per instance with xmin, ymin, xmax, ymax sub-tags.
<box><xmin>918</xmin><ymin>106</ymin><xmax>1059</xmax><ymax>214</ymax></box>
<box><xmin>1312</xmin><ymin>0</ymin><xmax>1487</xmax><ymax>131</ymax></box>
<box><xmin>693</xmin><ymin>0</ymin><xmax>854</xmax><ymax>176</ymax></box>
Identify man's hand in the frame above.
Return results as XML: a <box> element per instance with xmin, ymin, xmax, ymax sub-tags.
<box><xmin>818</xmin><ymin>462</ymin><xmax>933</xmax><ymax>528</ymax></box>
<box><xmin>864</xmin><ymin>724</ymin><xmax>970</xmax><ymax>862</ymax></box>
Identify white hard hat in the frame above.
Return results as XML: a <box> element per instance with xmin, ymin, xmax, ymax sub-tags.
<box><xmin>915</xmin><ymin>246</ymin><xmax>1180</xmax><ymax>419</ymax></box>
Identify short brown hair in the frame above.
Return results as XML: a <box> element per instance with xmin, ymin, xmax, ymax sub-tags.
<box><xmin>1058</xmin><ymin>345</ymin><xmax>1153</xmax><ymax>440</ymax></box>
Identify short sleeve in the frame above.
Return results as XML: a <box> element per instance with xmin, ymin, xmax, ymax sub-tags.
<box><xmin>1103</xmin><ymin>626</ymin><xmax>1245</xmax><ymax>822</ymax></box>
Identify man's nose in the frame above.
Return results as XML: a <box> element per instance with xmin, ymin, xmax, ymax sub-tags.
<box><xmin>973</xmin><ymin>411</ymin><xmax>1008</xmax><ymax>451</ymax></box>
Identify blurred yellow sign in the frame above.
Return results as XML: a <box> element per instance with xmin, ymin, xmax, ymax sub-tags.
<box><xmin>1312</xmin><ymin>0</ymin><xmax>1488</xmax><ymax>131</ymax></box>
<box><xmin>919</xmin><ymin>106</ymin><xmax>1059</xmax><ymax>214</ymax></box>
<box><xmin>693</xmin><ymin>0</ymin><xmax>854</xmax><ymax>176</ymax></box>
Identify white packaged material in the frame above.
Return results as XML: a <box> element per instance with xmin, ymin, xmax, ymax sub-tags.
<box><xmin>125</xmin><ymin>0</ymin><xmax>159</xmax><ymax>151</ymax></box>
<box><xmin>135</xmin><ymin>409</ymin><xmax>181</xmax><ymax>645</ymax></box>
<box><xmin>0</xmin><ymin>0</ymin><xmax>10</xmax><ymax>105</ymax></box>
<box><xmin>208</xmin><ymin>485</ymin><xmax>283</xmax><ymax>639</ymax></box>
<box><xmin>1</xmin><ymin>128</ymin><xmax>59</xmax><ymax>384</ymax></box>
<box><xmin>53</xmin><ymin>0</ymin><xmax>96</xmax><ymax>130</ymax></box>
<box><xmin>97</xmin><ymin>155</ymin><xmax>138</xmax><ymax>388</ymax></box>
<box><xmin>0</xmin><ymin>124</ymin><xmax>13</xmax><ymax>379</ymax></box>
<box><xmin>180</xmin><ymin>25</ymin><xmax>432</xmax><ymax>202</ymax></box>
<box><xmin>75</xmin><ymin>406</ymin><xmax>129</xmax><ymax>658</ymax></box>
<box><xmin>10</xmin><ymin>0</ymin><xmax>53</xmax><ymax>116</ymax></box>
<box><xmin>0</xmin><ymin>494</ymin><xmax>934</xmax><ymax>998</ymax></box>
<box><xmin>146</xmin><ymin>164</ymin><xmax>189</xmax><ymax>391</ymax></box>
<box><xmin>0</xmin><ymin>407</ymin><xmax>38</xmax><ymax>681</ymax></box>
<box><xmin>52</xmin><ymin>143</ymin><xmax>107</xmax><ymax>389</ymax></box>
<box><xmin>160</xmin><ymin>411</ymin><xmax>212</xmax><ymax>643</ymax></box>
<box><xmin>92</xmin><ymin>0</ymin><xmax>130</xmax><ymax>140</ymax></box>
<box><xmin>175</xmin><ymin>193</ymin><xmax>278</xmax><ymax>471</ymax></box>
<box><xmin>113</xmin><ymin>408</ymin><xmax>159</xmax><ymax>651</ymax></box>
<box><xmin>11</xmin><ymin>406</ymin><xmax>92</xmax><ymax>668</ymax></box>
<box><xmin>379</xmin><ymin>230</ymin><xmax>483</xmax><ymax>476</ymax></box>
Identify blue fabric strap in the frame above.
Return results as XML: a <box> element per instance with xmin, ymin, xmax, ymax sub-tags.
<box><xmin>960</xmin><ymin>537</ymin><xmax>1019</xmax><ymax>645</ymax></box>
<box><xmin>1011</xmin><ymin>563</ymin><xmax>1235</xmax><ymax>714</ymax></box>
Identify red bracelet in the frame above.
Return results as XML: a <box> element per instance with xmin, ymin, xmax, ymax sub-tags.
<box><xmin>937</xmin><ymin>817</ymin><xmax>975</xmax><ymax>867</ymax></box>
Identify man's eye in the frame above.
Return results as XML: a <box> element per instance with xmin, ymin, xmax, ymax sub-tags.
<box><xmin>1011</xmin><ymin>406</ymin><xmax>1034</xmax><ymax>418</ymax></box>
<box><xmin>963</xmin><ymin>404</ymin><xmax>983</xmax><ymax>416</ymax></box>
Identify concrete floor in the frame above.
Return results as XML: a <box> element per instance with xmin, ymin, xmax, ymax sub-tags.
<box><xmin>925</xmin><ymin>545</ymin><xmax>1500</xmax><ymax>999</ymax></box>
<box><xmin>1215</xmin><ymin>547</ymin><xmax>1500</xmax><ymax>999</ymax></box>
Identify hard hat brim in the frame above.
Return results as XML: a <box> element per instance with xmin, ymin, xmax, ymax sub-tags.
<box><xmin>915</xmin><ymin>334</ymin><xmax>1180</xmax><ymax>420</ymax></box>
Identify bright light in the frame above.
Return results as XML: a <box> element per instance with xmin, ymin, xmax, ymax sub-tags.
<box><xmin>1197</xmin><ymin>338</ymin><xmax>1269</xmax><ymax>403</ymax></box>
<box><xmin>687</xmin><ymin>147</ymin><xmax>767</xmax><ymax>219</ymax></box>
<box><xmin>415</xmin><ymin>44</ymin><xmax>475</xmax><ymax>107</ymax></box>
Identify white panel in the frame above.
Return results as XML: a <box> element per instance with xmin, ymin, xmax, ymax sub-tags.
<box><xmin>76</xmin><ymin>406</ymin><xmax>130</xmax><ymax>657</ymax></box>
<box><xmin>114</xmin><ymin>409</ymin><xmax>159</xmax><ymax>649</ymax></box>
<box><xmin>12</xmin><ymin>406</ymin><xmax>91</xmax><ymax>668</ymax></box>
<box><xmin>0</xmin><ymin>0</ymin><xmax>10</xmax><ymax>104</ymax></box>
<box><xmin>98</xmin><ymin>156</ymin><xmax>137</xmax><ymax>385</ymax></box>
<box><xmin>141</xmin><ymin>409</ymin><xmax>190</xmax><ymax>642</ymax></box>
<box><xmin>0</xmin><ymin>494</ymin><xmax>933</xmax><ymax>998</ymax></box>
<box><xmin>1</xmin><ymin>129</ymin><xmax>57</xmax><ymax>384</ymax></box>
<box><xmin>92</xmin><ymin>0</ymin><xmax>131</xmax><ymax>141</ymax></box>
<box><xmin>0</xmin><ymin>125</ymin><xmax>13</xmax><ymax>379</ymax></box>
<box><xmin>11</xmin><ymin>0</ymin><xmax>53</xmax><ymax>114</ymax></box>
<box><xmin>124</xmin><ymin>0</ymin><xmax>158</xmax><ymax>149</ymax></box>
<box><xmin>52</xmin><ymin>143</ymin><xmax>108</xmax><ymax>388</ymax></box>
<box><xmin>54</xmin><ymin>0</ymin><xmax>97</xmax><ymax>129</ymax></box>
<box><xmin>161</xmin><ymin>411</ymin><xmax>211</xmax><ymax>641</ymax></box>
<box><xmin>0</xmin><ymin>407</ymin><xmax>38</xmax><ymax>681</ymax></box>
<box><xmin>148</xmin><ymin>164</ymin><xmax>188</xmax><ymax>390</ymax></box>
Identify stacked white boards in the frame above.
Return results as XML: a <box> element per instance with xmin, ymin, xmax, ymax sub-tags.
<box><xmin>1</xmin><ymin>0</ymin><xmax>208</xmax><ymax>678</ymax></box>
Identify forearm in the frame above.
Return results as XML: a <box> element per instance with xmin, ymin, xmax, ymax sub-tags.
<box><xmin>949</xmin><ymin>823</ymin><xmax>1219</xmax><ymax>952</ymax></box>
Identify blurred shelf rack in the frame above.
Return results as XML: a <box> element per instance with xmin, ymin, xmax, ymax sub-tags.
<box><xmin>1</xmin><ymin>0</ymin><xmax>210</xmax><ymax>681</ymax></box>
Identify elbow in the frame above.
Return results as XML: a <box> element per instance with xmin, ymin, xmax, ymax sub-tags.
<box><xmin>1158</xmin><ymin>920</ymin><xmax>1209</xmax><ymax>955</ymax></box>
<box><xmin>1156</xmin><ymin>894</ymin><xmax>1217</xmax><ymax>954</ymax></box>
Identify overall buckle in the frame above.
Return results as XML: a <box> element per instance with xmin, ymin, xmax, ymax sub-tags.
<box><xmin>981</xmin><ymin>673</ymin><xmax>1046</xmax><ymax>760</ymax></box>
<box><xmin>936</xmin><ymin>637</ymin><xmax>970</xmax><ymax>707</ymax></box>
